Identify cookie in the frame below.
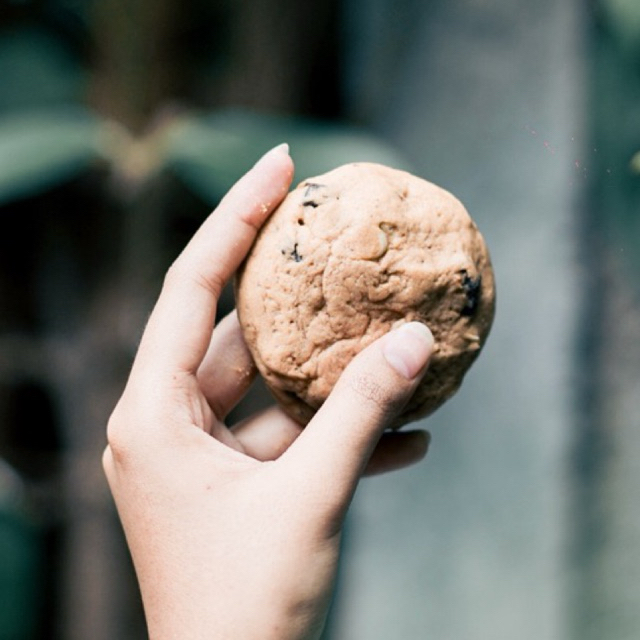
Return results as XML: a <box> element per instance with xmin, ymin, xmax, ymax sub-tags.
<box><xmin>236</xmin><ymin>162</ymin><xmax>495</xmax><ymax>427</ymax></box>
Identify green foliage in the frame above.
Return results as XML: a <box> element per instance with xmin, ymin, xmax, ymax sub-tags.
<box><xmin>0</xmin><ymin>27</ymin><xmax>86</xmax><ymax>115</ymax></box>
<box><xmin>0</xmin><ymin>20</ymin><xmax>410</xmax><ymax>208</ymax></box>
<box><xmin>592</xmin><ymin>2</ymin><xmax>640</xmax><ymax>282</ymax></box>
<box><xmin>0</xmin><ymin>105</ymin><xmax>410</xmax><ymax>208</ymax></box>
<box><xmin>601</xmin><ymin>0</ymin><xmax>640</xmax><ymax>54</ymax></box>
<box><xmin>0</xmin><ymin>20</ymin><xmax>409</xmax><ymax>211</ymax></box>
<box><xmin>0</xmin><ymin>109</ymin><xmax>103</xmax><ymax>206</ymax></box>
<box><xmin>164</xmin><ymin>110</ymin><xmax>411</xmax><ymax>204</ymax></box>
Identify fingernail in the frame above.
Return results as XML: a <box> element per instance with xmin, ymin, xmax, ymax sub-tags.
<box><xmin>268</xmin><ymin>142</ymin><xmax>290</xmax><ymax>156</ymax></box>
<box><xmin>254</xmin><ymin>143</ymin><xmax>290</xmax><ymax>169</ymax></box>
<box><xmin>382</xmin><ymin>322</ymin><xmax>434</xmax><ymax>379</ymax></box>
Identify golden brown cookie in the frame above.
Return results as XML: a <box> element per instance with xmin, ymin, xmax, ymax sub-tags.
<box><xmin>236</xmin><ymin>162</ymin><xmax>495</xmax><ymax>427</ymax></box>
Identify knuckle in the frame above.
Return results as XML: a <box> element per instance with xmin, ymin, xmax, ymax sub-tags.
<box><xmin>102</xmin><ymin>444</ymin><xmax>115</xmax><ymax>478</ymax></box>
<box><xmin>162</xmin><ymin>259</ymin><xmax>184</xmax><ymax>287</ymax></box>
<box><xmin>164</xmin><ymin>258</ymin><xmax>225</xmax><ymax>301</ymax></box>
<box><xmin>105</xmin><ymin>399</ymin><xmax>141</xmax><ymax>466</ymax></box>
<box><xmin>105</xmin><ymin>393</ymin><xmax>174</xmax><ymax>469</ymax></box>
<box><xmin>348</xmin><ymin>372</ymin><xmax>406</xmax><ymax>420</ymax></box>
<box><xmin>105</xmin><ymin>411</ymin><xmax>129</xmax><ymax>464</ymax></box>
<box><xmin>162</xmin><ymin>260</ymin><xmax>190</xmax><ymax>295</ymax></box>
<box><xmin>350</xmin><ymin>373</ymin><xmax>387</xmax><ymax>406</ymax></box>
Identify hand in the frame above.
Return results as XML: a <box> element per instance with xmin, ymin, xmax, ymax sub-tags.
<box><xmin>103</xmin><ymin>144</ymin><xmax>434</xmax><ymax>640</ymax></box>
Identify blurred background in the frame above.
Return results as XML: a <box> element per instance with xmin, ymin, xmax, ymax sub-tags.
<box><xmin>0</xmin><ymin>0</ymin><xmax>639</xmax><ymax>638</ymax></box>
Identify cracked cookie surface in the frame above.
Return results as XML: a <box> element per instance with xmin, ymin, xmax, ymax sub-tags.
<box><xmin>236</xmin><ymin>162</ymin><xmax>495</xmax><ymax>427</ymax></box>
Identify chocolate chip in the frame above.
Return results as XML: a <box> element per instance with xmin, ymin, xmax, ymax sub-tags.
<box><xmin>303</xmin><ymin>182</ymin><xmax>323</xmax><ymax>197</ymax></box>
<box><xmin>290</xmin><ymin>243</ymin><xmax>303</xmax><ymax>262</ymax></box>
<box><xmin>460</xmin><ymin>270</ymin><xmax>481</xmax><ymax>317</ymax></box>
<box><xmin>302</xmin><ymin>182</ymin><xmax>325</xmax><ymax>208</ymax></box>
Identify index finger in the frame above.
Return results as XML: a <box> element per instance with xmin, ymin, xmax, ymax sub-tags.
<box><xmin>134</xmin><ymin>144</ymin><xmax>294</xmax><ymax>378</ymax></box>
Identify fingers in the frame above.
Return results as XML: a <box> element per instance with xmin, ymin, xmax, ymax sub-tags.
<box><xmin>231</xmin><ymin>406</ymin><xmax>304</xmax><ymax>460</ymax></box>
<box><xmin>226</xmin><ymin>403</ymin><xmax>428</xmax><ymax>472</ymax></box>
<box><xmin>197</xmin><ymin>310</ymin><xmax>257</xmax><ymax>420</ymax></box>
<box><xmin>363</xmin><ymin>430</ymin><xmax>430</xmax><ymax>476</ymax></box>
<box><xmin>282</xmin><ymin>322</ymin><xmax>434</xmax><ymax>516</ymax></box>
<box><xmin>132</xmin><ymin>144</ymin><xmax>294</xmax><ymax>381</ymax></box>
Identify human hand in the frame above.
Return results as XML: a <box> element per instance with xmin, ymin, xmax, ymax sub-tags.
<box><xmin>103</xmin><ymin>144</ymin><xmax>434</xmax><ymax>640</ymax></box>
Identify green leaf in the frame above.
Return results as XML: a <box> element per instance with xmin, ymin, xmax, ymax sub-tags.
<box><xmin>601</xmin><ymin>0</ymin><xmax>640</xmax><ymax>53</ymax></box>
<box><xmin>0</xmin><ymin>28</ymin><xmax>85</xmax><ymax>114</ymax></box>
<box><xmin>0</xmin><ymin>109</ymin><xmax>103</xmax><ymax>206</ymax></box>
<box><xmin>164</xmin><ymin>109</ymin><xmax>410</xmax><ymax>204</ymax></box>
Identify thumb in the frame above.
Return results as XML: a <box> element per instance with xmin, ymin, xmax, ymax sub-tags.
<box><xmin>282</xmin><ymin>322</ymin><xmax>434</xmax><ymax>518</ymax></box>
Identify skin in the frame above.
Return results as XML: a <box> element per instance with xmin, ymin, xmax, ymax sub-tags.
<box><xmin>103</xmin><ymin>144</ymin><xmax>434</xmax><ymax>640</ymax></box>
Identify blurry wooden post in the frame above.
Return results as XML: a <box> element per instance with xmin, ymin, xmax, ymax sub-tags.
<box><xmin>51</xmin><ymin>0</ymin><xmax>193</xmax><ymax>634</ymax></box>
<box><xmin>49</xmin><ymin>0</ymin><xmax>342</xmax><ymax>638</ymax></box>
<box><xmin>219</xmin><ymin>0</ymin><xmax>342</xmax><ymax>116</ymax></box>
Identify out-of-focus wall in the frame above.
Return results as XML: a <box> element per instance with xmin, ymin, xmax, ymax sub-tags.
<box><xmin>330</xmin><ymin>0</ymin><xmax>585</xmax><ymax>638</ymax></box>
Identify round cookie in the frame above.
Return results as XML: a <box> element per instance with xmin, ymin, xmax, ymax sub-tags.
<box><xmin>236</xmin><ymin>162</ymin><xmax>495</xmax><ymax>428</ymax></box>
